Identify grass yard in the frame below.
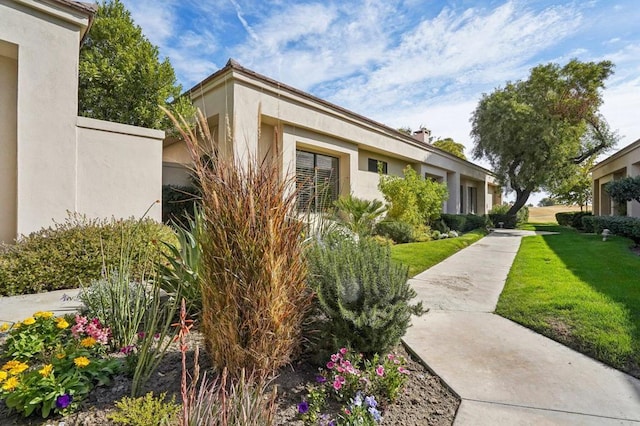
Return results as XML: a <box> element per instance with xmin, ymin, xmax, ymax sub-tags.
<box><xmin>496</xmin><ymin>224</ymin><xmax>640</xmax><ymax>377</ymax></box>
<box><xmin>527</xmin><ymin>205</ymin><xmax>585</xmax><ymax>223</ymax></box>
<box><xmin>391</xmin><ymin>229</ymin><xmax>486</xmax><ymax>278</ymax></box>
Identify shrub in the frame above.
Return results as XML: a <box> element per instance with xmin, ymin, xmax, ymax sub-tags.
<box><xmin>488</xmin><ymin>204</ymin><xmax>529</xmax><ymax>228</ymax></box>
<box><xmin>378</xmin><ymin>166</ymin><xmax>448</xmax><ymax>226</ymax></box>
<box><xmin>440</xmin><ymin>214</ymin><xmax>487</xmax><ymax>233</ymax></box>
<box><xmin>582</xmin><ymin>216</ymin><xmax>640</xmax><ymax>245</ymax></box>
<box><xmin>165</xmin><ymin>108</ymin><xmax>312</xmax><ymax>380</ymax></box>
<box><xmin>374</xmin><ymin>221</ymin><xmax>414</xmax><ymax>244</ymax></box>
<box><xmin>108</xmin><ymin>392</ymin><xmax>180</xmax><ymax>426</ymax></box>
<box><xmin>332</xmin><ymin>195</ymin><xmax>386</xmax><ymax>237</ymax></box>
<box><xmin>162</xmin><ymin>185</ymin><xmax>199</xmax><ymax>227</ymax></box>
<box><xmin>0</xmin><ymin>214</ymin><xmax>176</xmax><ymax>296</ymax></box>
<box><xmin>555</xmin><ymin>211</ymin><xmax>592</xmax><ymax>229</ymax></box>
<box><xmin>306</xmin><ymin>237</ymin><xmax>424</xmax><ymax>358</ymax></box>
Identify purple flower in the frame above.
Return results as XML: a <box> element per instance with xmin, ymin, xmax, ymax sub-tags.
<box><xmin>315</xmin><ymin>375</ymin><xmax>327</xmax><ymax>383</ymax></box>
<box><xmin>56</xmin><ymin>394</ymin><xmax>73</xmax><ymax>409</ymax></box>
<box><xmin>297</xmin><ymin>400</ymin><xmax>309</xmax><ymax>414</ymax></box>
<box><xmin>368</xmin><ymin>406</ymin><xmax>382</xmax><ymax>422</ymax></box>
<box><xmin>365</xmin><ymin>395</ymin><xmax>378</xmax><ymax>408</ymax></box>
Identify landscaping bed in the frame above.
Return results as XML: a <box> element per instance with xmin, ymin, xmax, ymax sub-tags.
<box><xmin>0</xmin><ymin>331</ymin><xmax>459</xmax><ymax>425</ymax></box>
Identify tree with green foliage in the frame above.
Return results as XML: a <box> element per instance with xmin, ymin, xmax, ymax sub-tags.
<box><xmin>378</xmin><ymin>166</ymin><xmax>448</xmax><ymax>226</ymax></box>
<box><xmin>537</xmin><ymin>197</ymin><xmax>557</xmax><ymax>207</ymax></box>
<box><xmin>605</xmin><ymin>176</ymin><xmax>640</xmax><ymax>205</ymax></box>
<box><xmin>432</xmin><ymin>138</ymin><xmax>467</xmax><ymax>160</ymax></box>
<box><xmin>471</xmin><ymin>59</ymin><xmax>617</xmax><ymax>217</ymax></box>
<box><xmin>79</xmin><ymin>0</ymin><xmax>194</xmax><ymax>131</ymax></box>
<box><xmin>546</xmin><ymin>156</ymin><xmax>594</xmax><ymax>211</ymax></box>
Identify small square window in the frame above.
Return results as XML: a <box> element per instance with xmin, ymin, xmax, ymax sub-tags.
<box><xmin>368</xmin><ymin>158</ymin><xmax>388</xmax><ymax>174</ymax></box>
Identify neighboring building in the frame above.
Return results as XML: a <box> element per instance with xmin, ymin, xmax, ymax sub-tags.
<box><xmin>163</xmin><ymin>60</ymin><xmax>502</xmax><ymax>214</ymax></box>
<box><xmin>592</xmin><ymin>138</ymin><xmax>640</xmax><ymax>217</ymax></box>
<box><xmin>0</xmin><ymin>0</ymin><xmax>164</xmax><ymax>244</ymax></box>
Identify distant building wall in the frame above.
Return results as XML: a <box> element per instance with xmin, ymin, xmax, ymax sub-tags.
<box><xmin>76</xmin><ymin>117</ymin><xmax>163</xmax><ymax>221</ymax></box>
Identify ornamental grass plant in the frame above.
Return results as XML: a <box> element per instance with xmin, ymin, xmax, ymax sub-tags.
<box><xmin>164</xmin><ymin>108</ymin><xmax>312</xmax><ymax>380</ymax></box>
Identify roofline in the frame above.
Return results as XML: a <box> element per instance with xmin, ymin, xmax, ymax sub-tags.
<box><xmin>47</xmin><ymin>0</ymin><xmax>97</xmax><ymax>16</ymax></box>
<box><xmin>188</xmin><ymin>59</ymin><xmax>495</xmax><ymax>176</ymax></box>
<box><xmin>591</xmin><ymin>137</ymin><xmax>640</xmax><ymax>171</ymax></box>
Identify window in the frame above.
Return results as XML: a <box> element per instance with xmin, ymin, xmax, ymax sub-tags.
<box><xmin>468</xmin><ymin>187</ymin><xmax>477</xmax><ymax>214</ymax></box>
<box><xmin>296</xmin><ymin>150</ymin><xmax>339</xmax><ymax>211</ymax></box>
<box><xmin>459</xmin><ymin>185</ymin><xmax>464</xmax><ymax>213</ymax></box>
<box><xmin>367</xmin><ymin>158</ymin><xmax>388</xmax><ymax>174</ymax></box>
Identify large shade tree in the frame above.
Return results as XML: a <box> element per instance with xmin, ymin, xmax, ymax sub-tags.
<box><xmin>471</xmin><ymin>59</ymin><xmax>617</xmax><ymax>216</ymax></box>
<box><xmin>79</xmin><ymin>0</ymin><xmax>193</xmax><ymax>131</ymax></box>
<box><xmin>432</xmin><ymin>138</ymin><xmax>467</xmax><ymax>160</ymax></box>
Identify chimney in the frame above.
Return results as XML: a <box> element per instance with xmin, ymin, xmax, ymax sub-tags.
<box><xmin>413</xmin><ymin>127</ymin><xmax>431</xmax><ymax>143</ymax></box>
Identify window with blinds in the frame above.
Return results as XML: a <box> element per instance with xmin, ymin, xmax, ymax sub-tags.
<box><xmin>296</xmin><ymin>150</ymin><xmax>339</xmax><ymax>212</ymax></box>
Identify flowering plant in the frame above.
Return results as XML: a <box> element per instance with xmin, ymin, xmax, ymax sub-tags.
<box><xmin>298</xmin><ymin>348</ymin><xmax>410</xmax><ymax>425</ymax></box>
<box><xmin>0</xmin><ymin>313</ymin><xmax>120</xmax><ymax>418</ymax></box>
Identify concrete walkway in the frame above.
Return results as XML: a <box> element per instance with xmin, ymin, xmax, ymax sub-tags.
<box><xmin>403</xmin><ymin>229</ymin><xmax>640</xmax><ymax>425</ymax></box>
<box><xmin>0</xmin><ymin>288</ymin><xmax>82</xmax><ymax>324</ymax></box>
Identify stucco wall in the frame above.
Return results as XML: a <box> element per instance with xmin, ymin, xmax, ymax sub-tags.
<box><xmin>0</xmin><ymin>42</ymin><xmax>18</xmax><ymax>242</ymax></box>
<box><xmin>1</xmin><ymin>1</ymin><xmax>88</xmax><ymax>237</ymax></box>
<box><xmin>592</xmin><ymin>140</ymin><xmax>640</xmax><ymax>217</ymax></box>
<box><xmin>182</xmin><ymin>66</ymin><xmax>501</xmax><ymax>215</ymax></box>
<box><xmin>76</xmin><ymin>117</ymin><xmax>163</xmax><ymax>221</ymax></box>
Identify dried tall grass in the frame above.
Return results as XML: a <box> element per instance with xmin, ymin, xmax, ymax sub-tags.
<box><xmin>164</xmin><ymin>107</ymin><xmax>312</xmax><ymax>379</ymax></box>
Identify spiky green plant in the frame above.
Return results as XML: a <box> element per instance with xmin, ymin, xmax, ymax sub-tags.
<box><xmin>332</xmin><ymin>195</ymin><xmax>386</xmax><ymax>237</ymax></box>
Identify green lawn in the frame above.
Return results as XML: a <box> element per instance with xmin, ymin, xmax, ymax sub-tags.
<box><xmin>391</xmin><ymin>229</ymin><xmax>486</xmax><ymax>278</ymax></box>
<box><xmin>496</xmin><ymin>225</ymin><xmax>640</xmax><ymax>377</ymax></box>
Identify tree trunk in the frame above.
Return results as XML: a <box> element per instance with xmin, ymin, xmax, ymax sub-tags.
<box><xmin>507</xmin><ymin>188</ymin><xmax>532</xmax><ymax>217</ymax></box>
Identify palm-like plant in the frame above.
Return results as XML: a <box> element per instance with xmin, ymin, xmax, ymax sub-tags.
<box><xmin>333</xmin><ymin>195</ymin><xmax>386</xmax><ymax>237</ymax></box>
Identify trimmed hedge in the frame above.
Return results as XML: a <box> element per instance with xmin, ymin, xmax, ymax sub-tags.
<box><xmin>582</xmin><ymin>215</ymin><xmax>640</xmax><ymax>245</ymax></box>
<box><xmin>440</xmin><ymin>214</ymin><xmax>488</xmax><ymax>233</ymax></box>
<box><xmin>555</xmin><ymin>211</ymin><xmax>592</xmax><ymax>230</ymax></box>
<box><xmin>0</xmin><ymin>214</ymin><xmax>177</xmax><ymax>296</ymax></box>
<box><xmin>374</xmin><ymin>220</ymin><xmax>414</xmax><ymax>244</ymax></box>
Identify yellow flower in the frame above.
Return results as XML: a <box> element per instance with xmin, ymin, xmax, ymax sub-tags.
<box><xmin>55</xmin><ymin>352</ymin><xmax>66</xmax><ymax>360</ymax></box>
<box><xmin>38</xmin><ymin>364</ymin><xmax>53</xmax><ymax>377</ymax></box>
<box><xmin>80</xmin><ymin>337</ymin><xmax>97</xmax><ymax>348</ymax></box>
<box><xmin>13</xmin><ymin>322</ymin><xmax>21</xmax><ymax>330</ymax></box>
<box><xmin>0</xmin><ymin>323</ymin><xmax>9</xmax><ymax>332</ymax></box>
<box><xmin>73</xmin><ymin>357</ymin><xmax>90</xmax><ymax>368</ymax></box>
<box><xmin>2</xmin><ymin>376</ymin><xmax>19</xmax><ymax>391</ymax></box>
<box><xmin>22</xmin><ymin>317</ymin><xmax>36</xmax><ymax>325</ymax></box>
<box><xmin>56</xmin><ymin>319</ymin><xmax>69</xmax><ymax>329</ymax></box>
<box><xmin>0</xmin><ymin>371</ymin><xmax>7</xmax><ymax>382</ymax></box>
<box><xmin>34</xmin><ymin>311</ymin><xmax>54</xmax><ymax>319</ymax></box>
<box><xmin>2</xmin><ymin>361</ymin><xmax>29</xmax><ymax>375</ymax></box>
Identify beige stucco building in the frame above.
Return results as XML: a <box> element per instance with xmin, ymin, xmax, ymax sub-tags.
<box><xmin>592</xmin><ymin>138</ymin><xmax>640</xmax><ymax>217</ymax></box>
<box><xmin>163</xmin><ymin>60</ymin><xmax>502</xmax><ymax>214</ymax></box>
<box><xmin>0</xmin><ymin>0</ymin><xmax>164</xmax><ymax>244</ymax></box>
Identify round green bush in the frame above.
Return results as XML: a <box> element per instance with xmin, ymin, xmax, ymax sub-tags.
<box><xmin>0</xmin><ymin>214</ymin><xmax>176</xmax><ymax>296</ymax></box>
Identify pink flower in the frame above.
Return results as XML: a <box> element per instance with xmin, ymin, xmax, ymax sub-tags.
<box><xmin>326</xmin><ymin>361</ymin><xmax>335</xmax><ymax>369</ymax></box>
<box><xmin>333</xmin><ymin>379</ymin><xmax>342</xmax><ymax>390</ymax></box>
<box><xmin>337</xmin><ymin>375</ymin><xmax>345</xmax><ymax>384</ymax></box>
<box><xmin>398</xmin><ymin>367</ymin><xmax>410</xmax><ymax>375</ymax></box>
<box><xmin>336</xmin><ymin>366</ymin><xmax>344</xmax><ymax>373</ymax></box>
<box><xmin>339</xmin><ymin>348</ymin><xmax>347</xmax><ymax>355</ymax></box>
<box><xmin>375</xmin><ymin>365</ymin><xmax>385</xmax><ymax>377</ymax></box>
<box><xmin>331</xmin><ymin>354</ymin><xmax>340</xmax><ymax>362</ymax></box>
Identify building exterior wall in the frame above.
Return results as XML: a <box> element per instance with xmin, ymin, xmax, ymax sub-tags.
<box><xmin>1</xmin><ymin>1</ymin><xmax>165</xmax><ymax>242</ymax></box>
<box><xmin>76</xmin><ymin>117</ymin><xmax>163</xmax><ymax>221</ymax></box>
<box><xmin>167</xmin><ymin>62</ymin><xmax>501</xmax><ymax>217</ymax></box>
<box><xmin>592</xmin><ymin>139</ymin><xmax>640</xmax><ymax>217</ymax></box>
<box><xmin>0</xmin><ymin>42</ymin><xmax>18</xmax><ymax>242</ymax></box>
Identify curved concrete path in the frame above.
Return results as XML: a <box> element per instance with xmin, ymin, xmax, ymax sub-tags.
<box><xmin>403</xmin><ymin>229</ymin><xmax>640</xmax><ymax>425</ymax></box>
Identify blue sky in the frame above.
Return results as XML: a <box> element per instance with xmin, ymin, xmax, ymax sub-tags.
<box><xmin>122</xmin><ymin>0</ymin><xmax>639</xmax><ymax>201</ymax></box>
